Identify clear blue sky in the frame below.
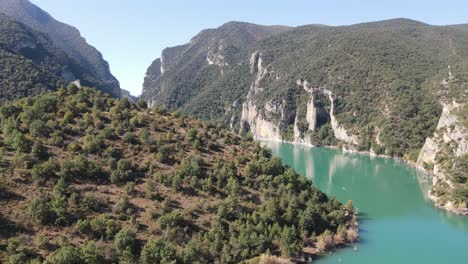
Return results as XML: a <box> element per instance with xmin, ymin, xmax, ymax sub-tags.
<box><xmin>31</xmin><ymin>0</ymin><xmax>468</xmax><ymax>96</ymax></box>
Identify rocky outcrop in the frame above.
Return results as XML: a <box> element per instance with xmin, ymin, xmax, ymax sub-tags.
<box><xmin>207</xmin><ymin>42</ymin><xmax>227</xmax><ymax>68</ymax></box>
<box><xmin>12</xmin><ymin>39</ymin><xmax>36</xmax><ymax>51</ymax></box>
<box><xmin>241</xmin><ymin>101</ymin><xmax>282</xmax><ymax>141</ymax></box>
<box><xmin>297</xmin><ymin>79</ymin><xmax>359</xmax><ymax>147</ymax></box>
<box><xmin>417</xmin><ymin>100</ymin><xmax>468</xmax><ymax>215</ymax></box>
<box><xmin>241</xmin><ymin>52</ymin><xmax>282</xmax><ymax>141</ymax></box>
<box><xmin>327</xmin><ymin>92</ymin><xmax>359</xmax><ymax>146</ymax></box>
<box><xmin>242</xmin><ymin>73</ymin><xmax>360</xmax><ymax>148</ymax></box>
<box><xmin>60</xmin><ymin>68</ymin><xmax>76</xmax><ymax>81</ymax></box>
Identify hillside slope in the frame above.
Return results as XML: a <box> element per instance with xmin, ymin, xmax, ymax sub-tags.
<box><xmin>142</xmin><ymin>19</ymin><xmax>468</xmax><ymax>214</ymax></box>
<box><xmin>0</xmin><ymin>0</ymin><xmax>121</xmax><ymax>97</ymax></box>
<box><xmin>0</xmin><ymin>86</ymin><xmax>357</xmax><ymax>263</ymax></box>
<box><xmin>0</xmin><ymin>13</ymin><xmax>104</xmax><ymax>101</ymax></box>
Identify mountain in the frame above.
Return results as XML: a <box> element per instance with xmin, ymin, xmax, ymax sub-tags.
<box><xmin>0</xmin><ymin>86</ymin><xmax>357</xmax><ymax>262</ymax></box>
<box><xmin>120</xmin><ymin>88</ymin><xmax>138</xmax><ymax>102</ymax></box>
<box><xmin>141</xmin><ymin>21</ymin><xmax>290</xmax><ymax>116</ymax></box>
<box><xmin>142</xmin><ymin>19</ymin><xmax>468</xmax><ymax>214</ymax></box>
<box><xmin>0</xmin><ymin>13</ymin><xmax>102</xmax><ymax>101</ymax></box>
<box><xmin>0</xmin><ymin>0</ymin><xmax>121</xmax><ymax>97</ymax></box>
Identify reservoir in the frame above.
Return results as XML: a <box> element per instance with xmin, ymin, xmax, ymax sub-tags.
<box><xmin>262</xmin><ymin>141</ymin><xmax>468</xmax><ymax>264</ymax></box>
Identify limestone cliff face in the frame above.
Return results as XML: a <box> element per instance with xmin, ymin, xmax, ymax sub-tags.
<box><xmin>327</xmin><ymin>92</ymin><xmax>359</xmax><ymax>147</ymax></box>
<box><xmin>297</xmin><ymin>79</ymin><xmax>359</xmax><ymax>147</ymax></box>
<box><xmin>240</xmin><ymin>52</ymin><xmax>282</xmax><ymax>141</ymax></box>
<box><xmin>241</xmin><ymin>101</ymin><xmax>282</xmax><ymax>141</ymax></box>
<box><xmin>417</xmin><ymin>100</ymin><xmax>468</xmax><ymax>214</ymax></box>
<box><xmin>240</xmin><ymin>55</ymin><xmax>360</xmax><ymax>148</ymax></box>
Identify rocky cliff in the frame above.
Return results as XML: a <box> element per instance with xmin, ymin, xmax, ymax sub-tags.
<box><xmin>417</xmin><ymin>100</ymin><xmax>468</xmax><ymax>214</ymax></box>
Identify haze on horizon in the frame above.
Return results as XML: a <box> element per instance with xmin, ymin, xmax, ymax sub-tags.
<box><xmin>31</xmin><ymin>0</ymin><xmax>468</xmax><ymax>96</ymax></box>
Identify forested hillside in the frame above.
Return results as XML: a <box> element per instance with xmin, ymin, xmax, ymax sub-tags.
<box><xmin>0</xmin><ymin>0</ymin><xmax>121</xmax><ymax>97</ymax></box>
<box><xmin>0</xmin><ymin>13</ymin><xmax>94</xmax><ymax>101</ymax></box>
<box><xmin>0</xmin><ymin>86</ymin><xmax>357</xmax><ymax>263</ymax></box>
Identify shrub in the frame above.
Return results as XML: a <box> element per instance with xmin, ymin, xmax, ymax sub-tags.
<box><xmin>79</xmin><ymin>241</ymin><xmax>101</xmax><ymax>264</ymax></box>
<box><xmin>316</xmin><ymin>229</ymin><xmax>335</xmax><ymax>252</ymax></box>
<box><xmin>31</xmin><ymin>160</ymin><xmax>56</xmax><ymax>184</ymax></box>
<box><xmin>31</xmin><ymin>140</ymin><xmax>49</xmax><ymax>160</ymax></box>
<box><xmin>158</xmin><ymin>210</ymin><xmax>185</xmax><ymax>229</ymax></box>
<box><xmin>140</xmin><ymin>239</ymin><xmax>178</xmax><ymax>264</ymax></box>
<box><xmin>185</xmin><ymin>128</ymin><xmax>198</xmax><ymax>143</ymax></box>
<box><xmin>28</xmin><ymin>193</ymin><xmax>56</xmax><ymax>225</ymax></box>
<box><xmin>61</xmin><ymin>155</ymin><xmax>105</xmax><ymax>182</ymax></box>
<box><xmin>29</xmin><ymin>120</ymin><xmax>49</xmax><ymax>137</ymax></box>
<box><xmin>80</xmin><ymin>192</ymin><xmax>98</xmax><ymax>211</ymax></box>
<box><xmin>113</xmin><ymin>195</ymin><xmax>131</xmax><ymax>218</ymax></box>
<box><xmin>44</xmin><ymin>246</ymin><xmax>82</xmax><ymax>264</ymax></box>
<box><xmin>111</xmin><ymin>159</ymin><xmax>135</xmax><ymax>184</ymax></box>
<box><xmin>113</xmin><ymin>228</ymin><xmax>137</xmax><ymax>257</ymax></box>
<box><xmin>11</xmin><ymin>132</ymin><xmax>33</xmax><ymax>153</ymax></box>
<box><xmin>123</xmin><ymin>132</ymin><xmax>138</xmax><ymax>144</ymax></box>
<box><xmin>62</xmin><ymin>111</ymin><xmax>74</xmax><ymax>124</ymax></box>
<box><xmin>279</xmin><ymin>226</ymin><xmax>302</xmax><ymax>257</ymax></box>
<box><xmin>7</xmin><ymin>238</ymin><xmax>41</xmax><ymax>264</ymax></box>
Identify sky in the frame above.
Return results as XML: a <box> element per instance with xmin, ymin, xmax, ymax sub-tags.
<box><xmin>30</xmin><ymin>0</ymin><xmax>468</xmax><ymax>96</ymax></box>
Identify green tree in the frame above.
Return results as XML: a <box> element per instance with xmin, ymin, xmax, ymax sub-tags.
<box><xmin>44</xmin><ymin>246</ymin><xmax>82</xmax><ymax>264</ymax></box>
<box><xmin>279</xmin><ymin>225</ymin><xmax>302</xmax><ymax>257</ymax></box>
<box><xmin>113</xmin><ymin>228</ymin><xmax>137</xmax><ymax>258</ymax></box>
<box><xmin>140</xmin><ymin>239</ymin><xmax>178</xmax><ymax>264</ymax></box>
<box><xmin>111</xmin><ymin>159</ymin><xmax>135</xmax><ymax>184</ymax></box>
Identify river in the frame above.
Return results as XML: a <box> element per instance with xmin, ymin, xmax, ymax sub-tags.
<box><xmin>262</xmin><ymin>141</ymin><xmax>468</xmax><ymax>264</ymax></box>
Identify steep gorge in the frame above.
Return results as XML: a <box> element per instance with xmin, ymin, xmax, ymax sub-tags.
<box><xmin>142</xmin><ymin>19</ymin><xmax>468</xmax><ymax>213</ymax></box>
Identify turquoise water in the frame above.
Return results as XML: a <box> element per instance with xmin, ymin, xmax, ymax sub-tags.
<box><xmin>262</xmin><ymin>141</ymin><xmax>468</xmax><ymax>264</ymax></box>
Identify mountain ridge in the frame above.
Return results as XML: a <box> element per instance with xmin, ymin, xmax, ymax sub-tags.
<box><xmin>0</xmin><ymin>0</ymin><xmax>121</xmax><ymax>97</ymax></box>
<box><xmin>142</xmin><ymin>18</ymin><xmax>468</xmax><ymax>214</ymax></box>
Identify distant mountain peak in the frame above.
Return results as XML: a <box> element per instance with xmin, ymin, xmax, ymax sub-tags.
<box><xmin>351</xmin><ymin>18</ymin><xmax>430</xmax><ymax>28</ymax></box>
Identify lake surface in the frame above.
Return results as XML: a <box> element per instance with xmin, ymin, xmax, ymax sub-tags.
<box><xmin>262</xmin><ymin>141</ymin><xmax>468</xmax><ymax>264</ymax></box>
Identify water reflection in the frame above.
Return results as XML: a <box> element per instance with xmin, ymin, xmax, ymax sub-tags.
<box><xmin>260</xmin><ymin>141</ymin><xmax>468</xmax><ymax>264</ymax></box>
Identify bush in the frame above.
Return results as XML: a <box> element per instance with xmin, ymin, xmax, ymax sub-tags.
<box><xmin>158</xmin><ymin>210</ymin><xmax>185</xmax><ymax>229</ymax></box>
<box><xmin>76</xmin><ymin>214</ymin><xmax>120</xmax><ymax>241</ymax></box>
<box><xmin>279</xmin><ymin>225</ymin><xmax>302</xmax><ymax>257</ymax></box>
<box><xmin>141</xmin><ymin>239</ymin><xmax>178</xmax><ymax>264</ymax></box>
<box><xmin>28</xmin><ymin>193</ymin><xmax>56</xmax><ymax>225</ymax></box>
<box><xmin>44</xmin><ymin>246</ymin><xmax>82</xmax><ymax>264</ymax></box>
<box><xmin>31</xmin><ymin>140</ymin><xmax>49</xmax><ymax>160</ymax></box>
<box><xmin>11</xmin><ymin>132</ymin><xmax>33</xmax><ymax>153</ymax></box>
<box><xmin>61</xmin><ymin>155</ymin><xmax>105</xmax><ymax>182</ymax></box>
<box><xmin>80</xmin><ymin>192</ymin><xmax>98</xmax><ymax>211</ymax></box>
<box><xmin>113</xmin><ymin>228</ymin><xmax>137</xmax><ymax>257</ymax></box>
<box><xmin>123</xmin><ymin>132</ymin><xmax>138</xmax><ymax>144</ymax></box>
<box><xmin>7</xmin><ymin>238</ymin><xmax>41</xmax><ymax>264</ymax></box>
<box><xmin>111</xmin><ymin>159</ymin><xmax>135</xmax><ymax>184</ymax></box>
<box><xmin>29</xmin><ymin>120</ymin><xmax>50</xmax><ymax>137</ymax></box>
<box><xmin>79</xmin><ymin>241</ymin><xmax>101</xmax><ymax>264</ymax></box>
<box><xmin>185</xmin><ymin>128</ymin><xmax>198</xmax><ymax>143</ymax></box>
<box><xmin>113</xmin><ymin>195</ymin><xmax>131</xmax><ymax>219</ymax></box>
<box><xmin>31</xmin><ymin>159</ymin><xmax>56</xmax><ymax>184</ymax></box>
